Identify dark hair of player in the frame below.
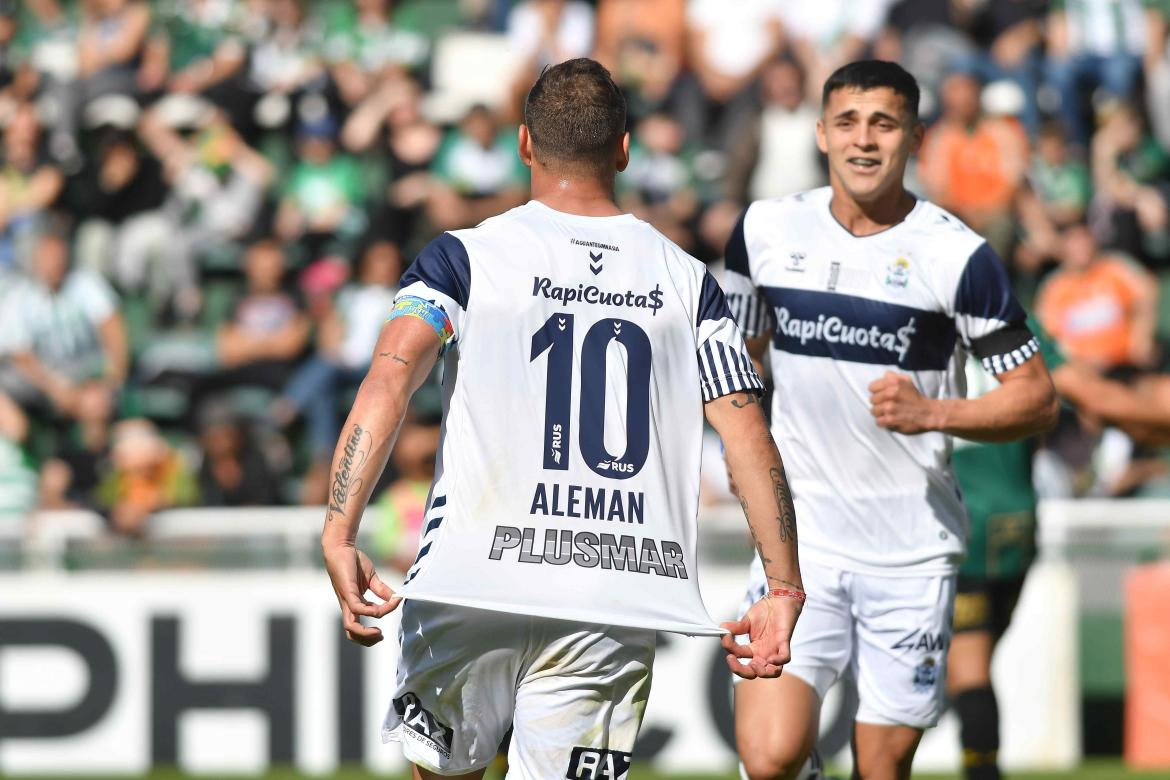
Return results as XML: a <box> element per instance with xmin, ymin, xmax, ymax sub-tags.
<box><xmin>523</xmin><ymin>58</ymin><xmax>627</xmax><ymax>175</ymax></box>
<box><xmin>822</xmin><ymin>60</ymin><xmax>920</xmax><ymax>121</ymax></box>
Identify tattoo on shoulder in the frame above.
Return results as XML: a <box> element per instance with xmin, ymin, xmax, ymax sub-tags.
<box><xmin>327</xmin><ymin>423</ymin><xmax>370</xmax><ymax>521</ymax></box>
<box><xmin>730</xmin><ymin>393</ymin><xmax>758</xmax><ymax>409</ymax></box>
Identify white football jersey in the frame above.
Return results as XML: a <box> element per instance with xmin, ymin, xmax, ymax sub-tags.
<box><xmin>723</xmin><ymin>187</ymin><xmax>1039</xmax><ymax>576</ymax></box>
<box><xmin>393</xmin><ymin>201</ymin><xmax>762</xmax><ymax>635</ymax></box>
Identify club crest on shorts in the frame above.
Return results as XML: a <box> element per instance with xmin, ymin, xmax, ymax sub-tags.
<box><xmin>912</xmin><ymin>657</ymin><xmax>939</xmax><ymax>692</ymax></box>
<box><xmin>393</xmin><ymin>692</ymin><xmax>454</xmax><ymax>759</ymax></box>
<box><xmin>565</xmin><ymin>746</ymin><xmax>632</xmax><ymax>779</ymax></box>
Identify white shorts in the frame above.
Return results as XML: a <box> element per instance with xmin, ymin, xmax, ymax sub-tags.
<box><xmin>385</xmin><ymin>599</ymin><xmax>656</xmax><ymax>777</ymax></box>
<box><xmin>736</xmin><ymin>556</ymin><xmax>955</xmax><ymax>729</ymax></box>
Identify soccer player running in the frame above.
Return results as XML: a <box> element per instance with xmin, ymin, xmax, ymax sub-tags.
<box><xmin>721</xmin><ymin>60</ymin><xmax>1059</xmax><ymax>780</ymax></box>
<box><xmin>320</xmin><ymin>58</ymin><xmax>804</xmax><ymax>779</ymax></box>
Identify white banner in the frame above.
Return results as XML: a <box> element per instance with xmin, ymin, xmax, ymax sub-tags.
<box><xmin>0</xmin><ymin>564</ymin><xmax>1077</xmax><ymax>774</ymax></box>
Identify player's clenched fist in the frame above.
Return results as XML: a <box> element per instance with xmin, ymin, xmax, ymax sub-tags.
<box><xmin>720</xmin><ymin>593</ymin><xmax>802</xmax><ymax>679</ymax></box>
<box><xmin>323</xmin><ymin>544</ymin><xmax>402</xmax><ymax>646</ymax></box>
<box><xmin>868</xmin><ymin>370</ymin><xmax>943</xmax><ymax>435</ymax></box>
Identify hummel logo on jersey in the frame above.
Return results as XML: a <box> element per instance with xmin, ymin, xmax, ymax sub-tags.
<box><xmin>775</xmin><ymin>306</ymin><xmax>918</xmax><ymax>363</ymax></box>
<box><xmin>532</xmin><ymin>277</ymin><xmax>665</xmax><ymax>315</ymax></box>
<box><xmin>786</xmin><ymin>251</ymin><xmax>807</xmax><ymax>272</ymax></box>
<box><xmin>393</xmin><ymin>692</ymin><xmax>454</xmax><ymax>759</ymax></box>
<box><xmin>589</xmin><ymin>251</ymin><xmax>604</xmax><ymax>275</ymax></box>
<box><xmin>566</xmin><ymin>747</ymin><xmax>632</xmax><ymax>779</ymax></box>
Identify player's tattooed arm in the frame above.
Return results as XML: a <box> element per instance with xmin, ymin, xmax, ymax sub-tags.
<box><xmin>327</xmin><ymin>423</ymin><xmax>370</xmax><ymax>523</ymax></box>
<box><xmin>705</xmin><ymin>391</ymin><xmax>803</xmax><ymax>594</ymax></box>
<box><xmin>378</xmin><ymin>352</ymin><xmax>411</xmax><ymax>365</ymax></box>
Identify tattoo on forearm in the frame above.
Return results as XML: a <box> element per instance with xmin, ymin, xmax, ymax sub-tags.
<box><xmin>770</xmin><ymin>465</ymin><xmax>798</xmax><ymax>544</ymax></box>
<box><xmin>730</xmin><ymin>393</ymin><xmax>758</xmax><ymax>409</ymax></box>
<box><xmin>327</xmin><ymin>424</ymin><xmax>369</xmax><ymax>521</ymax></box>
<box><xmin>378</xmin><ymin>352</ymin><xmax>410</xmax><ymax>365</ymax></box>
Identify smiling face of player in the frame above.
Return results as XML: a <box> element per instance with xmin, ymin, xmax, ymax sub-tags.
<box><xmin>816</xmin><ymin>86</ymin><xmax>923</xmax><ymax>209</ymax></box>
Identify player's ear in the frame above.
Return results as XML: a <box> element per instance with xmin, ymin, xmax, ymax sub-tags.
<box><xmin>909</xmin><ymin>119</ymin><xmax>925</xmax><ymax>155</ymax></box>
<box><xmin>615</xmin><ymin>131</ymin><xmax>630</xmax><ymax>173</ymax></box>
<box><xmin>518</xmin><ymin>124</ymin><xmax>535</xmax><ymax>168</ymax></box>
<box><xmin>815</xmin><ymin>117</ymin><xmax>828</xmax><ymax>154</ymax></box>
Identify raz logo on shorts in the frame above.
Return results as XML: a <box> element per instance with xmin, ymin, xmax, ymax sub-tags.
<box><xmin>566</xmin><ymin>747</ymin><xmax>632</xmax><ymax>780</ymax></box>
<box><xmin>393</xmin><ymin>692</ymin><xmax>454</xmax><ymax>759</ymax></box>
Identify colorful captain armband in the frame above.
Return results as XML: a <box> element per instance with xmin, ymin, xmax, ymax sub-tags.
<box><xmin>387</xmin><ymin>296</ymin><xmax>455</xmax><ymax>354</ymax></box>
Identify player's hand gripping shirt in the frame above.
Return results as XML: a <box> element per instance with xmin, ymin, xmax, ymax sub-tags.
<box><xmin>393</xmin><ymin>201</ymin><xmax>762</xmax><ymax>635</ymax></box>
<box><xmin>723</xmin><ymin>187</ymin><xmax>1039</xmax><ymax>575</ymax></box>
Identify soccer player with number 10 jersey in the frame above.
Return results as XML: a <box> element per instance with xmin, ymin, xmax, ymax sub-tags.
<box><xmin>320</xmin><ymin>58</ymin><xmax>805</xmax><ymax>779</ymax></box>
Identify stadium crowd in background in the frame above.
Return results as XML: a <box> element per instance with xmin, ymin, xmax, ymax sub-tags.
<box><xmin>1</xmin><ymin>0</ymin><xmax>1170</xmax><ymax>547</ymax></box>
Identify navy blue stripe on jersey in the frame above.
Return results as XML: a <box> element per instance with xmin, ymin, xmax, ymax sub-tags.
<box><xmin>724</xmin><ymin>208</ymin><xmax>750</xmax><ymax>277</ymax></box>
<box><xmin>954</xmin><ymin>243</ymin><xmax>1025</xmax><ymax>325</ymax></box>
<box><xmin>400</xmin><ymin>232</ymin><xmax>471</xmax><ymax>309</ymax></box>
<box><xmin>423</xmin><ymin>515</ymin><xmax>444</xmax><ymax>536</ymax></box>
<box><xmin>430</xmin><ymin>495</ymin><xmax>446</xmax><ymax>511</ymax></box>
<box><xmin>699</xmin><ymin>339</ymin><xmax>764</xmax><ymax>402</ymax></box>
<box><xmin>697</xmin><ymin>271</ymin><xmax>734</xmax><ymax>326</ymax></box>
<box><xmin>761</xmin><ymin>286</ymin><xmax>958</xmax><ymax>371</ymax></box>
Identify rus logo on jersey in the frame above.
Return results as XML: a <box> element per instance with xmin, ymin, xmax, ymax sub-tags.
<box><xmin>532</xmin><ymin>277</ymin><xmax>665</xmax><ymax>315</ymax></box>
<box><xmin>774</xmin><ymin>306</ymin><xmax>918</xmax><ymax>363</ymax></box>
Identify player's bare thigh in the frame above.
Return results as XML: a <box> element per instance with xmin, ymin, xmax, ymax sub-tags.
<box><xmin>946</xmin><ymin>629</ymin><xmax>994</xmax><ymax>693</ymax></box>
<box><xmin>852</xmin><ymin>722</ymin><xmax>923</xmax><ymax>780</ymax></box>
<box><xmin>735</xmin><ymin>673</ymin><xmax>820</xmax><ymax>780</ymax></box>
<box><xmin>414</xmin><ymin>766</ymin><xmax>485</xmax><ymax>780</ymax></box>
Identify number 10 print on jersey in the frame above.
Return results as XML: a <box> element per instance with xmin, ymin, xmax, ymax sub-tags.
<box><xmin>531</xmin><ymin>313</ymin><xmax>651</xmax><ymax>480</ymax></box>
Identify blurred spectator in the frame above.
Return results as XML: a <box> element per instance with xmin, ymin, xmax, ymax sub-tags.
<box><xmin>0</xmin><ymin>103</ymin><xmax>65</xmax><ymax>271</ymax></box>
<box><xmin>188</xmin><ymin>238</ymin><xmax>309</xmax><ymax>418</ymax></box>
<box><xmin>508</xmin><ymin>0</ymin><xmax>595</xmax><ymax>71</ymax></box>
<box><xmin>342</xmin><ymin>78</ymin><xmax>442</xmax><ymax>245</ymax></box>
<box><xmin>0</xmin><ymin>389</ymin><xmax>35</xmax><ymax>523</ymax></box>
<box><xmin>731</xmin><ymin>57</ymin><xmax>824</xmax><ymax>203</ymax></box>
<box><xmin>593</xmin><ymin>0</ymin><xmax>685</xmax><ymax>118</ymax></box>
<box><xmin>1148</xmin><ymin>1</ymin><xmax>1170</xmax><ymax>150</ymax></box>
<box><xmin>779</xmin><ymin>0</ymin><xmax>893</xmax><ymax>105</ymax></box>
<box><xmin>1015</xmin><ymin>120</ymin><xmax>1093</xmax><ymax>272</ymax></box>
<box><xmin>619</xmin><ymin>111</ymin><xmax>699</xmax><ymax>249</ymax></box>
<box><xmin>876</xmin><ymin>0</ymin><xmax>974</xmax><ymax>123</ymax></box>
<box><xmin>236</xmin><ymin>0</ymin><xmax>324</xmax><ymax>137</ymax></box>
<box><xmin>271</xmin><ymin>240</ymin><xmax>401</xmax><ymax>469</ymax></box>
<box><xmin>1046</xmin><ymin>0</ymin><xmax>1150</xmax><ymax>149</ymax></box>
<box><xmin>1090</xmin><ymin>102</ymin><xmax>1170</xmax><ymax>264</ymax></box>
<box><xmin>426</xmin><ymin>104</ymin><xmax>526</xmax><ymax>232</ymax></box>
<box><xmin>372</xmin><ymin>415</ymin><xmax>440</xmax><ymax>574</ymax></box>
<box><xmin>139</xmin><ymin>0</ymin><xmax>247</xmax><ymax>99</ymax></box>
<box><xmin>918</xmin><ymin>70</ymin><xmax>1029</xmax><ymax>258</ymax></box>
<box><xmin>320</xmin><ymin>0</ymin><xmax>428</xmax><ymax>107</ymax></box>
<box><xmin>138</xmin><ymin>100</ymin><xmax>273</xmax><ymax>291</ymax></box>
<box><xmin>0</xmin><ymin>231</ymin><xmax>127</xmax><ymax>426</ymax></box>
<box><xmin>53</xmin><ymin>0</ymin><xmax>152</xmax><ymax>162</ymax></box>
<box><xmin>679</xmin><ymin>0</ymin><xmax>783</xmax><ymax>152</ymax></box>
<box><xmin>74</xmin><ymin>126</ymin><xmax>176</xmax><ymax>314</ymax></box>
<box><xmin>196</xmin><ymin>402</ymin><xmax>282</xmax><ymax>506</ymax></box>
<box><xmin>1036</xmin><ymin>223</ymin><xmax>1159</xmax><ymax>371</ymax></box>
<box><xmin>98</xmin><ymin>417</ymin><xmax>196</xmax><ymax>536</ymax></box>
<box><xmin>947</xmin><ymin>0</ymin><xmax>1046</xmax><ymax>136</ymax></box>
<box><xmin>275</xmin><ymin>112</ymin><xmax>367</xmax><ymax>259</ymax></box>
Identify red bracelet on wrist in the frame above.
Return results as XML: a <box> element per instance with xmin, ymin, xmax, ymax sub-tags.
<box><xmin>766</xmin><ymin>587</ymin><xmax>806</xmax><ymax>605</ymax></box>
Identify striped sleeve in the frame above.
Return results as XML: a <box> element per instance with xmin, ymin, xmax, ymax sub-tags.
<box><xmin>396</xmin><ymin>231</ymin><xmax>471</xmax><ymax>344</ymax></box>
<box><xmin>697</xmin><ymin>271</ymin><xmax>765</xmax><ymax>402</ymax></box>
<box><xmin>723</xmin><ymin>207</ymin><xmax>773</xmax><ymax>338</ymax></box>
<box><xmin>954</xmin><ymin>242</ymin><xmax>1037</xmax><ymax>376</ymax></box>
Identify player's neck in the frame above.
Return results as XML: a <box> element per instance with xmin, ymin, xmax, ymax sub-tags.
<box><xmin>828</xmin><ymin>183</ymin><xmax>917</xmax><ymax>237</ymax></box>
<box><xmin>530</xmin><ymin>168</ymin><xmax>624</xmax><ymax>218</ymax></box>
